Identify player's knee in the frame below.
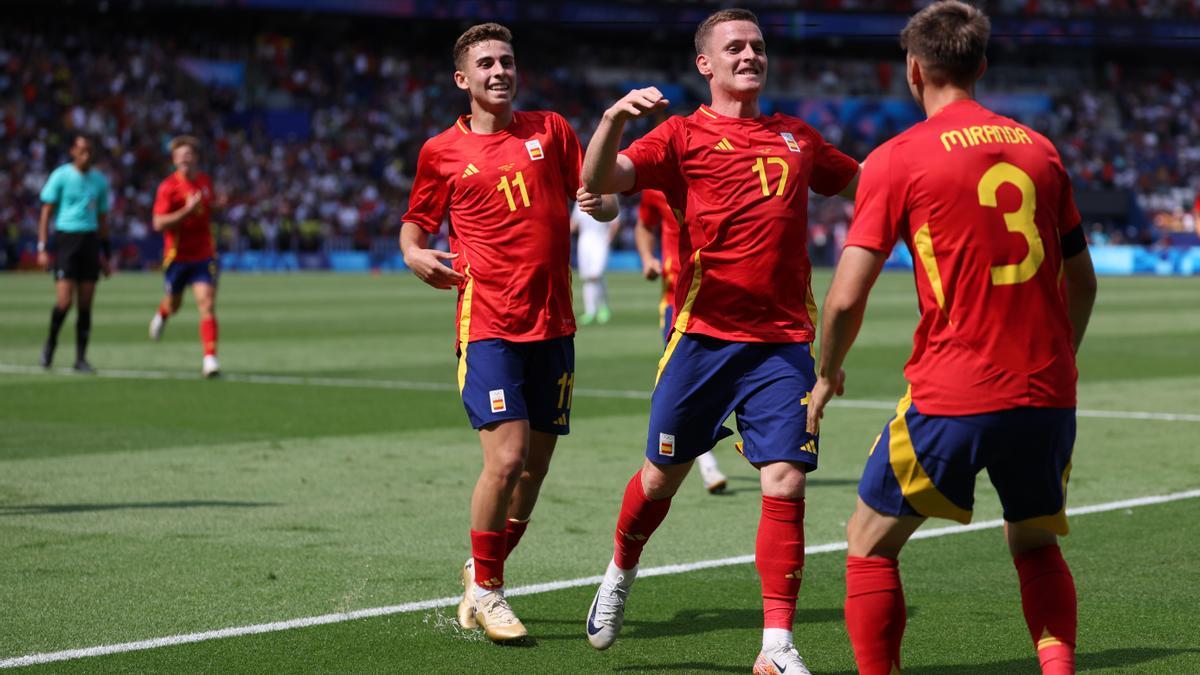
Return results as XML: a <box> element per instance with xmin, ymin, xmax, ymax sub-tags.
<box><xmin>484</xmin><ymin>455</ymin><xmax>525</xmax><ymax>488</ymax></box>
<box><xmin>759</xmin><ymin>462</ymin><xmax>807</xmax><ymax>500</ymax></box>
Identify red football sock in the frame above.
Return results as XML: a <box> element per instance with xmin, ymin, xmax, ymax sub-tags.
<box><xmin>1015</xmin><ymin>545</ymin><xmax>1077</xmax><ymax>675</ymax></box>
<box><xmin>613</xmin><ymin>470</ymin><xmax>671</xmax><ymax>570</ymax></box>
<box><xmin>470</xmin><ymin>529</ymin><xmax>507</xmax><ymax>591</ymax></box>
<box><xmin>200</xmin><ymin>316</ymin><xmax>218</xmax><ymax>356</ymax></box>
<box><xmin>503</xmin><ymin>518</ymin><xmax>529</xmax><ymax>559</ymax></box>
<box><xmin>756</xmin><ymin>496</ymin><xmax>805</xmax><ymax>629</ymax></box>
<box><xmin>845</xmin><ymin>555</ymin><xmax>906</xmax><ymax>675</ymax></box>
<box><xmin>158</xmin><ymin>298</ymin><xmax>173</xmax><ymax>318</ymax></box>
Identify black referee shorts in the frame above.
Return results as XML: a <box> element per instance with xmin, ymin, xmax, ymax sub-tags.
<box><xmin>53</xmin><ymin>231</ymin><xmax>100</xmax><ymax>282</ymax></box>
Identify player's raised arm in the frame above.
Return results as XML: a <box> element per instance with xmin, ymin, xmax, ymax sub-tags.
<box><xmin>399</xmin><ymin>221</ymin><xmax>464</xmax><ymax>290</ymax></box>
<box><xmin>582</xmin><ymin>87</ymin><xmax>668</xmax><ymax>195</ymax></box>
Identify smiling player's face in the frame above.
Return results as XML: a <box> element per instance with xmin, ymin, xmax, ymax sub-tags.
<box><xmin>455</xmin><ymin>40</ymin><xmax>517</xmax><ymax>111</ymax></box>
<box><xmin>699</xmin><ymin>20</ymin><xmax>767</xmax><ymax>99</ymax></box>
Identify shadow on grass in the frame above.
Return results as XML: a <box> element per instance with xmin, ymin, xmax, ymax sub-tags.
<box><xmin>821</xmin><ymin>646</ymin><xmax>1200</xmax><ymax>675</ymax></box>
<box><xmin>613</xmin><ymin>662</ymin><xmax>743</xmax><ymax>673</ymax></box>
<box><xmin>529</xmin><ymin>606</ymin><xmax>843</xmax><ymax>642</ymax></box>
<box><xmin>0</xmin><ymin>500</ymin><xmax>280</xmax><ymax>516</ymax></box>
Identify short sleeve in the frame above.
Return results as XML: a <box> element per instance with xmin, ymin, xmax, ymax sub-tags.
<box><xmin>96</xmin><ymin>175</ymin><xmax>110</xmax><ymax>214</ymax></box>
<box><xmin>622</xmin><ymin>117</ymin><xmax>684</xmax><ymax>195</ymax></box>
<box><xmin>844</xmin><ymin>142</ymin><xmax>905</xmax><ymax>253</ymax></box>
<box><xmin>809</xmin><ymin>132</ymin><xmax>860</xmax><ymax>197</ymax></box>
<box><xmin>152</xmin><ymin>179</ymin><xmax>174</xmax><ymax>215</ymax></box>
<box><xmin>402</xmin><ymin>142</ymin><xmax>450</xmax><ymax>234</ymax></box>
<box><xmin>39</xmin><ymin>169</ymin><xmax>62</xmax><ymax>205</ymax></box>
<box><xmin>552</xmin><ymin>113</ymin><xmax>584</xmax><ymax>201</ymax></box>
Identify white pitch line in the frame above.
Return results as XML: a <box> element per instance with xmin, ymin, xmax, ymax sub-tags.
<box><xmin>3</xmin><ymin>488</ymin><xmax>1199</xmax><ymax>669</ymax></box>
<box><xmin>2</xmin><ymin>363</ymin><xmax>1199</xmax><ymax>422</ymax></box>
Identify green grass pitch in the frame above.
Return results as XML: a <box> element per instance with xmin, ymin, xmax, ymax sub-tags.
<box><xmin>1</xmin><ymin>270</ymin><xmax>1198</xmax><ymax>673</ymax></box>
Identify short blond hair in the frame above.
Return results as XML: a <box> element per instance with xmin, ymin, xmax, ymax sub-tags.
<box><xmin>695</xmin><ymin>8</ymin><xmax>759</xmax><ymax>55</ymax></box>
<box><xmin>453</xmin><ymin>23</ymin><xmax>513</xmax><ymax>69</ymax></box>
<box><xmin>169</xmin><ymin>135</ymin><xmax>201</xmax><ymax>154</ymax></box>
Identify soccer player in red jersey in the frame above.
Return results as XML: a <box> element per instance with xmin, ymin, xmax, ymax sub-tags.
<box><xmin>806</xmin><ymin>4</ymin><xmax>1098</xmax><ymax>674</ymax></box>
<box><xmin>582</xmin><ymin>10</ymin><xmax>860</xmax><ymax>672</ymax></box>
<box><xmin>149</xmin><ymin>136</ymin><xmax>221</xmax><ymax>378</ymax></box>
<box><xmin>634</xmin><ymin>188</ymin><xmax>729</xmax><ymax>495</ymax></box>
<box><xmin>400</xmin><ymin>23</ymin><xmax>617</xmax><ymax>643</ymax></box>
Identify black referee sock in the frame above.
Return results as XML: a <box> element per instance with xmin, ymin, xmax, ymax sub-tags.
<box><xmin>46</xmin><ymin>307</ymin><xmax>68</xmax><ymax>349</ymax></box>
<box><xmin>76</xmin><ymin>309</ymin><xmax>91</xmax><ymax>363</ymax></box>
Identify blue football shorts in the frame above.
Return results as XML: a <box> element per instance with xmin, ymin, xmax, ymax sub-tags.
<box><xmin>458</xmin><ymin>336</ymin><xmax>575</xmax><ymax>435</ymax></box>
<box><xmin>858</xmin><ymin>388</ymin><xmax>1075</xmax><ymax>535</ymax></box>
<box><xmin>164</xmin><ymin>257</ymin><xmax>219</xmax><ymax>296</ymax></box>
<box><xmin>645</xmin><ymin>333</ymin><xmax>818</xmax><ymax>470</ymax></box>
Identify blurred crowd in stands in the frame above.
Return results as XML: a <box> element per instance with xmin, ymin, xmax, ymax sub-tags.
<box><xmin>2</xmin><ymin>9</ymin><xmax>1199</xmax><ymax>270</ymax></box>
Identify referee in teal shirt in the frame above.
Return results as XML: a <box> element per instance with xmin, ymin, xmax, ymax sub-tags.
<box><xmin>37</xmin><ymin>135</ymin><xmax>112</xmax><ymax>373</ymax></box>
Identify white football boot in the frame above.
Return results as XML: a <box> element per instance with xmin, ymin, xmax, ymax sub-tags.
<box><xmin>753</xmin><ymin>640</ymin><xmax>813</xmax><ymax>675</ymax></box>
<box><xmin>149</xmin><ymin>313</ymin><xmax>165</xmax><ymax>341</ymax></box>
<box><xmin>202</xmin><ymin>354</ymin><xmax>220</xmax><ymax>379</ymax></box>
<box><xmin>586</xmin><ymin>561</ymin><xmax>637</xmax><ymax>650</ymax></box>
<box><xmin>697</xmin><ymin>452</ymin><xmax>728</xmax><ymax>494</ymax></box>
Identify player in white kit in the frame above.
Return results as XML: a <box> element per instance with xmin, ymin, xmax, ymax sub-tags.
<box><xmin>572</xmin><ymin>201</ymin><xmax>619</xmax><ymax>324</ymax></box>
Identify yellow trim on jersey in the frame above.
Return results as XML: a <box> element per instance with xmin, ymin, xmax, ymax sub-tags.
<box><xmin>456</xmin><ymin>267</ymin><xmax>474</xmax><ymax>393</ymax></box>
<box><xmin>654</xmin><ymin>248</ymin><xmax>704</xmax><ymax>386</ymax></box>
<box><xmin>657</xmin><ymin>296</ymin><xmax>669</xmax><ymax>333</ymax></box>
<box><xmin>163</xmin><ymin>245</ymin><xmax>177</xmax><ymax>268</ymax></box>
<box><xmin>455</xmin><ymin>117</ymin><xmax>470</xmax><ymax>135</ymax></box>
<box><xmin>698</xmin><ymin>105</ymin><xmax>718</xmax><ymax>119</ymax></box>
<box><xmin>912</xmin><ymin>223</ymin><xmax>946</xmax><ymax>312</ymax></box>
<box><xmin>1015</xmin><ymin>460</ymin><xmax>1072</xmax><ymax>536</ymax></box>
<box><xmin>805</xmin><ymin>279</ymin><xmax>819</xmax><ymax>359</ymax></box>
<box><xmin>888</xmin><ymin>387</ymin><xmax>973</xmax><ymax>524</ymax></box>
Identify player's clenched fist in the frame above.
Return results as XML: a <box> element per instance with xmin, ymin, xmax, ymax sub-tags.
<box><xmin>404</xmin><ymin>248</ymin><xmax>465</xmax><ymax>290</ymax></box>
<box><xmin>605</xmin><ymin>87</ymin><xmax>669</xmax><ymax>123</ymax></box>
<box><xmin>576</xmin><ymin>187</ymin><xmax>605</xmax><ymax>217</ymax></box>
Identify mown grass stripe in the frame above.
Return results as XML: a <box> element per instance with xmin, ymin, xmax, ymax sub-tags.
<box><xmin>3</xmin><ymin>488</ymin><xmax>1198</xmax><ymax>669</ymax></box>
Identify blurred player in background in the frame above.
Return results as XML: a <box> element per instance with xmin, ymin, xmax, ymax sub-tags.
<box><xmin>149</xmin><ymin>136</ymin><xmax>221</xmax><ymax>378</ymax></box>
<box><xmin>634</xmin><ymin>188</ymin><xmax>728</xmax><ymax>495</ymax></box>
<box><xmin>805</xmin><ymin>3</ymin><xmax>1098</xmax><ymax>674</ymax></box>
<box><xmin>582</xmin><ymin>9</ymin><xmax>859</xmax><ymax>673</ymax></box>
<box><xmin>571</xmin><ymin>199</ymin><xmax>619</xmax><ymax>324</ymax></box>
<box><xmin>400</xmin><ymin>23</ymin><xmax>617</xmax><ymax>643</ymax></box>
<box><xmin>37</xmin><ymin>134</ymin><xmax>111</xmax><ymax>373</ymax></box>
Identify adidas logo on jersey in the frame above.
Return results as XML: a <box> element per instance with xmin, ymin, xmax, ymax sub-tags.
<box><xmin>461</xmin><ymin>163</ymin><xmax>480</xmax><ymax>178</ymax></box>
<box><xmin>714</xmin><ymin>138</ymin><xmax>734</xmax><ymax>151</ymax></box>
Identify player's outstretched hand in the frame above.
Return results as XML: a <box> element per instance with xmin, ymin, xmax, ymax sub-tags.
<box><xmin>405</xmin><ymin>248</ymin><xmax>464</xmax><ymax>290</ymax></box>
<box><xmin>184</xmin><ymin>191</ymin><xmax>203</xmax><ymax>214</ymax></box>
<box><xmin>606</xmin><ymin>87</ymin><xmax>669</xmax><ymax>123</ymax></box>
<box><xmin>642</xmin><ymin>257</ymin><xmax>662</xmax><ymax>281</ymax></box>
<box><xmin>806</xmin><ymin>368</ymin><xmax>846</xmax><ymax>435</ymax></box>
<box><xmin>576</xmin><ymin>187</ymin><xmax>605</xmax><ymax>216</ymax></box>
<box><xmin>37</xmin><ymin>251</ymin><xmax>50</xmax><ymax>270</ymax></box>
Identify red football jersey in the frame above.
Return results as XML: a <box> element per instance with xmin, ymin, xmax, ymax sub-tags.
<box><xmin>153</xmin><ymin>171</ymin><xmax>215</xmax><ymax>264</ymax></box>
<box><xmin>623</xmin><ymin>105</ymin><xmax>858</xmax><ymax>342</ymax></box>
<box><xmin>637</xmin><ymin>189</ymin><xmax>684</xmax><ymax>308</ymax></box>
<box><xmin>845</xmin><ymin>99</ymin><xmax>1082</xmax><ymax>414</ymax></box>
<box><xmin>403</xmin><ymin>111</ymin><xmax>582</xmax><ymax>345</ymax></box>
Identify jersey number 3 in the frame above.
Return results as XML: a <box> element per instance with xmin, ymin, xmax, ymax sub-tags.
<box><xmin>978</xmin><ymin>162</ymin><xmax>1044</xmax><ymax>286</ymax></box>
